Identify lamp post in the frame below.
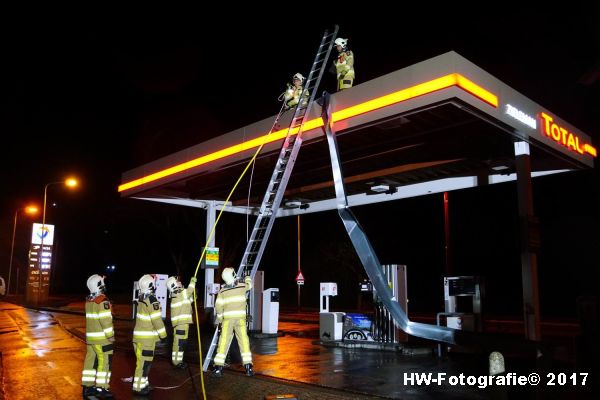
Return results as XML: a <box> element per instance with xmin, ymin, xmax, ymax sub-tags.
<box><xmin>35</xmin><ymin>177</ymin><xmax>78</xmax><ymax>305</ymax></box>
<box><xmin>8</xmin><ymin>205</ymin><xmax>38</xmax><ymax>295</ymax></box>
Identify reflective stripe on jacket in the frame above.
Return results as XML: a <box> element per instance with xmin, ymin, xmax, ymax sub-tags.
<box><xmin>215</xmin><ymin>277</ymin><xmax>251</xmax><ymax>321</ymax></box>
<box><xmin>284</xmin><ymin>84</ymin><xmax>309</xmax><ymax>108</ymax></box>
<box><xmin>133</xmin><ymin>295</ymin><xmax>167</xmax><ymax>344</ymax></box>
<box><xmin>85</xmin><ymin>294</ymin><xmax>114</xmax><ymax>344</ymax></box>
<box><xmin>170</xmin><ymin>285</ymin><xmax>195</xmax><ymax>326</ymax></box>
<box><xmin>334</xmin><ymin>50</ymin><xmax>355</xmax><ymax>80</ymax></box>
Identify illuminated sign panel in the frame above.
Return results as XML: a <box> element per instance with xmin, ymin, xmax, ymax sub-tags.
<box><xmin>505</xmin><ymin>104</ymin><xmax>536</xmax><ymax>129</ymax></box>
<box><xmin>119</xmin><ymin>74</ymin><xmax>497</xmax><ymax>193</ymax></box>
<box><xmin>31</xmin><ymin>223</ymin><xmax>55</xmax><ymax>245</ymax></box>
<box><xmin>540</xmin><ymin>112</ymin><xmax>597</xmax><ymax>157</ymax></box>
<box><xmin>26</xmin><ymin>223</ymin><xmax>55</xmax><ymax>305</ymax></box>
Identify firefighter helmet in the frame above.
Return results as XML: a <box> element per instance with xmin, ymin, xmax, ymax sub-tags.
<box><xmin>87</xmin><ymin>274</ymin><xmax>106</xmax><ymax>295</ymax></box>
<box><xmin>221</xmin><ymin>267</ymin><xmax>236</xmax><ymax>285</ymax></box>
<box><xmin>293</xmin><ymin>73</ymin><xmax>305</xmax><ymax>82</ymax></box>
<box><xmin>166</xmin><ymin>276</ymin><xmax>182</xmax><ymax>293</ymax></box>
<box><xmin>334</xmin><ymin>38</ymin><xmax>348</xmax><ymax>49</ymax></box>
<box><xmin>138</xmin><ymin>274</ymin><xmax>156</xmax><ymax>295</ymax></box>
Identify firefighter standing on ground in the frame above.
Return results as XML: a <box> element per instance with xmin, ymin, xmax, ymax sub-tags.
<box><xmin>282</xmin><ymin>72</ymin><xmax>309</xmax><ymax>110</ymax></box>
<box><xmin>166</xmin><ymin>275</ymin><xmax>197</xmax><ymax>369</ymax></box>
<box><xmin>333</xmin><ymin>37</ymin><xmax>354</xmax><ymax>90</ymax></box>
<box><xmin>132</xmin><ymin>274</ymin><xmax>167</xmax><ymax>396</ymax></box>
<box><xmin>213</xmin><ymin>267</ymin><xmax>254</xmax><ymax>377</ymax></box>
<box><xmin>82</xmin><ymin>274</ymin><xmax>115</xmax><ymax>399</ymax></box>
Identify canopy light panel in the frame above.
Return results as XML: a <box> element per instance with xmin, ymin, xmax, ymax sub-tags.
<box><xmin>118</xmin><ymin>74</ymin><xmax>499</xmax><ymax>193</ymax></box>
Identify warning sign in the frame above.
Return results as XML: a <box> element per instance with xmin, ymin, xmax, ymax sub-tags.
<box><xmin>296</xmin><ymin>271</ymin><xmax>305</xmax><ymax>285</ymax></box>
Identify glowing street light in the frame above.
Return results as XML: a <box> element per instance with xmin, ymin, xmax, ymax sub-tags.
<box><xmin>8</xmin><ymin>205</ymin><xmax>39</xmax><ymax>295</ymax></box>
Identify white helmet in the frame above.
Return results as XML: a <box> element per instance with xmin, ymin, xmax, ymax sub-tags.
<box><xmin>221</xmin><ymin>267</ymin><xmax>236</xmax><ymax>285</ymax></box>
<box><xmin>292</xmin><ymin>73</ymin><xmax>304</xmax><ymax>82</ymax></box>
<box><xmin>334</xmin><ymin>38</ymin><xmax>348</xmax><ymax>49</ymax></box>
<box><xmin>87</xmin><ymin>274</ymin><xmax>106</xmax><ymax>295</ymax></box>
<box><xmin>138</xmin><ymin>274</ymin><xmax>156</xmax><ymax>295</ymax></box>
<box><xmin>166</xmin><ymin>276</ymin><xmax>182</xmax><ymax>293</ymax></box>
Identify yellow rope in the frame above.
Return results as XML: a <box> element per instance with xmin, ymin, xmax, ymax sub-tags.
<box><xmin>191</xmin><ymin>104</ymin><xmax>286</xmax><ymax>399</ymax></box>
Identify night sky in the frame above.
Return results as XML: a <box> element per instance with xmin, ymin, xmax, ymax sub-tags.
<box><xmin>2</xmin><ymin>7</ymin><xmax>599</xmax><ymax>318</ymax></box>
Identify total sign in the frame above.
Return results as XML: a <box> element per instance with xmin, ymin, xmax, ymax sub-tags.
<box><xmin>539</xmin><ymin>112</ymin><xmax>596</xmax><ymax>157</ymax></box>
<box><xmin>504</xmin><ymin>103</ymin><xmax>596</xmax><ymax>161</ymax></box>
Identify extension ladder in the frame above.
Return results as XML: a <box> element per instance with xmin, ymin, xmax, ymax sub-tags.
<box><xmin>203</xmin><ymin>25</ymin><xmax>338</xmax><ymax>372</ymax></box>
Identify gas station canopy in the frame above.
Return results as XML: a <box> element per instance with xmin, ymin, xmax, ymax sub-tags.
<box><xmin>119</xmin><ymin>52</ymin><xmax>595</xmax><ymax>214</ymax></box>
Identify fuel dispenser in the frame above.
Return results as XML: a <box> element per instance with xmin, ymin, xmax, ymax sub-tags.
<box><xmin>371</xmin><ymin>264</ymin><xmax>408</xmax><ymax>343</ymax></box>
<box><xmin>262</xmin><ymin>288</ymin><xmax>279</xmax><ymax>334</ymax></box>
<box><xmin>249</xmin><ymin>271</ymin><xmax>264</xmax><ymax>332</ymax></box>
<box><xmin>437</xmin><ymin>276</ymin><xmax>484</xmax><ymax>355</ymax></box>
<box><xmin>319</xmin><ymin>282</ymin><xmax>344</xmax><ymax>341</ymax></box>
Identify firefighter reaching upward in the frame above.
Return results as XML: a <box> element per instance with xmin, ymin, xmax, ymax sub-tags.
<box><xmin>212</xmin><ymin>267</ymin><xmax>254</xmax><ymax>377</ymax></box>
<box><xmin>132</xmin><ymin>274</ymin><xmax>167</xmax><ymax>396</ymax></box>
<box><xmin>167</xmin><ymin>275</ymin><xmax>197</xmax><ymax>369</ymax></box>
<box><xmin>333</xmin><ymin>37</ymin><xmax>355</xmax><ymax>91</ymax></box>
<box><xmin>82</xmin><ymin>274</ymin><xmax>115</xmax><ymax>399</ymax></box>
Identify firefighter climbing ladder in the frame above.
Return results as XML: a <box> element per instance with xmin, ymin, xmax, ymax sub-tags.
<box><xmin>202</xmin><ymin>25</ymin><xmax>339</xmax><ymax>372</ymax></box>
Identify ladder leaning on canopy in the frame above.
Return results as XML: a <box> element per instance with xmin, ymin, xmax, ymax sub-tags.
<box><xmin>203</xmin><ymin>25</ymin><xmax>340</xmax><ymax>372</ymax></box>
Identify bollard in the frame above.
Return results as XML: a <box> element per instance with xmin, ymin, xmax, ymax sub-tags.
<box><xmin>489</xmin><ymin>351</ymin><xmax>508</xmax><ymax>400</ymax></box>
<box><xmin>489</xmin><ymin>351</ymin><xmax>505</xmax><ymax>376</ymax></box>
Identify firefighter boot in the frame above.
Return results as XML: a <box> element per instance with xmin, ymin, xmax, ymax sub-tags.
<box><xmin>82</xmin><ymin>386</ymin><xmax>98</xmax><ymax>398</ymax></box>
<box><xmin>96</xmin><ymin>388</ymin><xmax>114</xmax><ymax>398</ymax></box>
<box><xmin>245</xmin><ymin>363</ymin><xmax>255</xmax><ymax>377</ymax></box>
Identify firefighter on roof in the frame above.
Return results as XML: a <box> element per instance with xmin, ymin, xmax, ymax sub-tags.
<box><xmin>333</xmin><ymin>37</ymin><xmax>355</xmax><ymax>91</ymax></box>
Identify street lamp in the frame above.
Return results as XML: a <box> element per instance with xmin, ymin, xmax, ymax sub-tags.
<box><xmin>8</xmin><ymin>205</ymin><xmax>38</xmax><ymax>295</ymax></box>
<box><xmin>35</xmin><ymin>177</ymin><xmax>79</xmax><ymax>304</ymax></box>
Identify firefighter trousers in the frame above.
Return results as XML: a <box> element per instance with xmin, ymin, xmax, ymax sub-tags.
<box><xmin>171</xmin><ymin>324</ymin><xmax>189</xmax><ymax>365</ymax></box>
<box><xmin>132</xmin><ymin>341</ymin><xmax>156</xmax><ymax>392</ymax></box>
<box><xmin>213</xmin><ymin>318</ymin><xmax>252</xmax><ymax>366</ymax></box>
<box><xmin>81</xmin><ymin>343</ymin><xmax>113</xmax><ymax>389</ymax></box>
